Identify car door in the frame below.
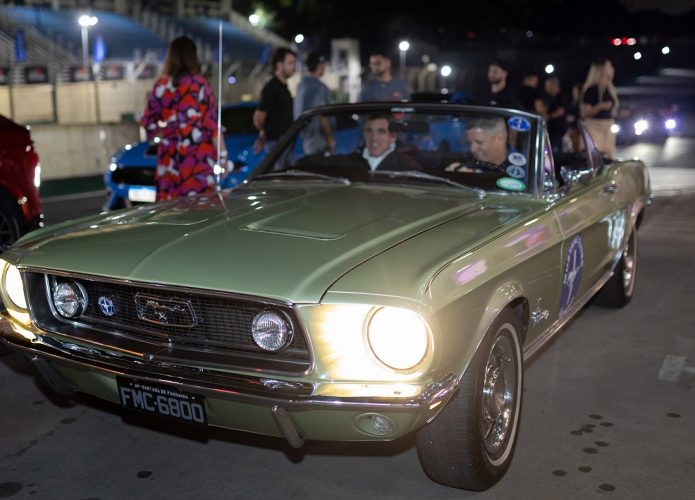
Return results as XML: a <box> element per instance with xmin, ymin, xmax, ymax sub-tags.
<box><xmin>551</xmin><ymin>124</ymin><xmax>622</xmax><ymax>319</ymax></box>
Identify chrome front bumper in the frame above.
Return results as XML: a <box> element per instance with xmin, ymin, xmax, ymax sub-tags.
<box><xmin>1</xmin><ymin>319</ymin><xmax>459</xmax><ymax>445</ymax></box>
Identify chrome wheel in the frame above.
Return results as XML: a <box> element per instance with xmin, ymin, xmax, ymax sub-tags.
<box><xmin>622</xmin><ymin>231</ymin><xmax>636</xmax><ymax>296</ymax></box>
<box><xmin>481</xmin><ymin>333</ymin><xmax>517</xmax><ymax>458</ymax></box>
<box><xmin>595</xmin><ymin>225</ymin><xmax>639</xmax><ymax>308</ymax></box>
<box><xmin>416</xmin><ymin>309</ymin><xmax>523</xmax><ymax>490</ymax></box>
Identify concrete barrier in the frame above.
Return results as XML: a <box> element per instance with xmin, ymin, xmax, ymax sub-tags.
<box><xmin>31</xmin><ymin>122</ymin><xmax>140</xmax><ymax>180</ymax></box>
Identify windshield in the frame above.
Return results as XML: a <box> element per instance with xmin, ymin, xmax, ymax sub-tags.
<box><xmin>253</xmin><ymin>105</ymin><xmax>538</xmax><ymax>193</ymax></box>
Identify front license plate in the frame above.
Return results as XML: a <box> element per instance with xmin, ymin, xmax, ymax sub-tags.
<box><xmin>117</xmin><ymin>377</ymin><xmax>207</xmax><ymax>425</ymax></box>
<box><xmin>128</xmin><ymin>186</ymin><xmax>156</xmax><ymax>202</ymax></box>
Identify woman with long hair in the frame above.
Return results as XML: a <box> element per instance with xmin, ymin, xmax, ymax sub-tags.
<box><xmin>580</xmin><ymin>58</ymin><xmax>619</xmax><ymax>159</ymax></box>
<box><xmin>140</xmin><ymin>36</ymin><xmax>220</xmax><ymax>201</ymax></box>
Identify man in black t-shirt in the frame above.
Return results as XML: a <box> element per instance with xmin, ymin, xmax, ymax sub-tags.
<box><xmin>253</xmin><ymin>47</ymin><xmax>297</xmax><ymax>153</ymax></box>
<box><xmin>483</xmin><ymin>61</ymin><xmax>518</xmax><ymax>108</ymax></box>
<box><xmin>544</xmin><ymin>76</ymin><xmax>567</xmax><ymax>152</ymax></box>
<box><xmin>518</xmin><ymin>71</ymin><xmax>547</xmax><ymax>116</ymax></box>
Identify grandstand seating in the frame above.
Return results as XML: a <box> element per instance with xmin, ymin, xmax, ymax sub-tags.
<box><xmin>0</xmin><ymin>6</ymin><xmax>167</xmax><ymax>60</ymax></box>
<box><xmin>160</xmin><ymin>15</ymin><xmax>269</xmax><ymax>64</ymax></box>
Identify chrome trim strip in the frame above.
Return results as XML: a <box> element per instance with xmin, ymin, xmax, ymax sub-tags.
<box><xmin>25</xmin><ymin>267</ymin><xmax>296</xmax><ymax>308</ymax></box>
<box><xmin>3</xmin><ymin>333</ymin><xmax>459</xmax><ymax>411</ymax></box>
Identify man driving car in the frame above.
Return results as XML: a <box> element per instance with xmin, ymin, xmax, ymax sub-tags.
<box><xmin>355</xmin><ymin>113</ymin><xmax>420</xmax><ymax>171</ymax></box>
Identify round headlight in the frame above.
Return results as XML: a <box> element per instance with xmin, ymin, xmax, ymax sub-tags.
<box><xmin>367</xmin><ymin>307</ymin><xmax>430</xmax><ymax>371</ymax></box>
<box><xmin>4</xmin><ymin>264</ymin><xmax>27</xmax><ymax>309</ymax></box>
<box><xmin>252</xmin><ymin>309</ymin><xmax>293</xmax><ymax>352</ymax></box>
<box><xmin>52</xmin><ymin>281</ymin><xmax>87</xmax><ymax>318</ymax></box>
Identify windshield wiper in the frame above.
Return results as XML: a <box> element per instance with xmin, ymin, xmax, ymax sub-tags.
<box><xmin>252</xmin><ymin>169</ymin><xmax>351</xmax><ymax>185</ymax></box>
<box><xmin>370</xmin><ymin>170</ymin><xmax>485</xmax><ymax>198</ymax></box>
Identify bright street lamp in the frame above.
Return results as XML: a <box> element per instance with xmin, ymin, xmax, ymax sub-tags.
<box><xmin>398</xmin><ymin>40</ymin><xmax>409</xmax><ymax>80</ymax></box>
<box><xmin>78</xmin><ymin>14</ymin><xmax>98</xmax><ymax>75</ymax></box>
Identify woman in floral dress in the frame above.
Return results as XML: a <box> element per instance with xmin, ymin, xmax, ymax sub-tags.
<box><xmin>141</xmin><ymin>36</ymin><xmax>219</xmax><ymax>201</ymax></box>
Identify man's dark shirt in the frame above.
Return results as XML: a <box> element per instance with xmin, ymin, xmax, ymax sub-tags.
<box><xmin>258</xmin><ymin>76</ymin><xmax>293</xmax><ymax>140</ymax></box>
<box><xmin>518</xmin><ymin>85</ymin><xmax>542</xmax><ymax>112</ymax></box>
<box><xmin>483</xmin><ymin>85</ymin><xmax>517</xmax><ymax>108</ymax></box>
<box><xmin>546</xmin><ymin>92</ymin><xmax>567</xmax><ymax>137</ymax></box>
<box><xmin>347</xmin><ymin>150</ymin><xmax>420</xmax><ymax>171</ymax></box>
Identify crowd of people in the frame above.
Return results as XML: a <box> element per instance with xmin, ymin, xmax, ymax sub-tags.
<box><xmin>478</xmin><ymin>57</ymin><xmax>618</xmax><ymax>158</ymax></box>
<box><xmin>141</xmin><ymin>37</ymin><xmax>618</xmax><ymax>200</ymax></box>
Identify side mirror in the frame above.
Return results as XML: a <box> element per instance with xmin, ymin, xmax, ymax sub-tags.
<box><xmin>560</xmin><ymin>165</ymin><xmax>593</xmax><ymax>186</ymax></box>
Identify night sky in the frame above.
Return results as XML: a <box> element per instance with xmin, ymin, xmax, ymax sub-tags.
<box><xmin>233</xmin><ymin>0</ymin><xmax>695</xmax><ymax>57</ymax></box>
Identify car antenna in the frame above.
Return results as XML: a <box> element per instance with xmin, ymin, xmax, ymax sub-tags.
<box><xmin>215</xmin><ymin>20</ymin><xmax>223</xmax><ymax>191</ymax></box>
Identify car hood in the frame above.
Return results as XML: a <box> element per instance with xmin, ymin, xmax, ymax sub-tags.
<box><xmin>15</xmin><ymin>182</ymin><xmax>526</xmax><ymax>303</ymax></box>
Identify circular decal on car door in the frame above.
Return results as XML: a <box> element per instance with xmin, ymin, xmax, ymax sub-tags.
<box><xmin>506</xmin><ymin>165</ymin><xmax>526</xmax><ymax>179</ymax></box>
<box><xmin>508</xmin><ymin>152</ymin><xmax>527</xmax><ymax>166</ymax></box>
<box><xmin>508</xmin><ymin>116</ymin><xmax>531</xmax><ymax>132</ymax></box>
<box><xmin>496</xmin><ymin>177</ymin><xmax>526</xmax><ymax>191</ymax></box>
<box><xmin>559</xmin><ymin>235</ymin><xmax>584</xmax><ymax>317</ymax></box>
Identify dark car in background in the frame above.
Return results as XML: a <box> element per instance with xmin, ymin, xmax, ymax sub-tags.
<box><xmin>0</xmin><ymin>114</ymin><xmax>42</xmax><ymax>252</ymax></box>
<box><xmin>614</xmin><ymin>99</ymin><xmax>681</xmax><ymax>146</ymax></box>
<box><xmin>104</xmin><ymin>101</ymin><xmax>264</xmax><ymax>210</ymax></box>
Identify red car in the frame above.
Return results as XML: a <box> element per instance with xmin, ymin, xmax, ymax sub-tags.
<box><xmin>0</xmin><ymin>114</ymin><xmax>43</xmax><ymax>251</ymax></box>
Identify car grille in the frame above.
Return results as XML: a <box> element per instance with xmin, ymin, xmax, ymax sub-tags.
<box><xmin>111</xmin><ymin>167</ymin><xmax>155</xmax><ymax>186</ymax></box>
<box><xmin>34</xmin><ymin>274</ymin><xmax>311</xmax><ymax>373</ymax></box>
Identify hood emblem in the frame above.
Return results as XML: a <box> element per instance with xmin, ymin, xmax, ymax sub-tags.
<box><xmin>98</xmin><ymin>296</ymin><xmax>115</xmax><ymax>317</ymax></box>
<box><xmin>135</xmin><ymin>294</ymin><xmax>197</xmax><ymax>328</ymax></box>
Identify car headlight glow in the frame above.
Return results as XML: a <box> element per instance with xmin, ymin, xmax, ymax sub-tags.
<box><xmin>2</xmin><ymin>262</ymin><xmax>27</xmax><ymax>310</ymax></box>
<box><xmin>367</xmin><ymin>307</ymin><xmax>430</xmax><ymax>371</ymax></box>
<box><xmin>51</xmin><ymin>281</ymin><xmax>87</xmax><ymax>318</ymax></box>
<box><xmin>664</xmin><ymin>118</ymin><xmax>677</xmax><ymax>130</ymax></box>
<box><xmin>252</xmin><ymin>309</ymin><xmax>293</xmax><ymax>351</ymax></box>
<box><xmin>634</xmin><ymin>119</ymin><xmax>648</xmax><ymax>136</ymax></box>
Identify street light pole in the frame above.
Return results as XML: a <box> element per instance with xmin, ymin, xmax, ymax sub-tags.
<box><xmin>398</xmin><ymin>40</ymin><xmax>409</xmax><ymax>81</ymax></box>
<box><xmin>440</xmin><ymin>65</ymin><xmax>452</xmax><ymax>90</ymax></box>
<box><xmin>78</xmin><ymin>15</ymin><xmax>98</xmax><ymax>76</ymax></box>
<box><xmin>80</xmin><ymin>25</ymin><xmax>89</xmax><ymax>73</ymax></box>
<box><xmin>294</xmin><ymin>34</ymin><xmax>304</xmax><ymax>75</ymax></box>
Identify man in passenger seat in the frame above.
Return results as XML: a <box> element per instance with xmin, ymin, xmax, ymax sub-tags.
<box><xmin>445</xmin><ymin>117</ymin><xmax>511</xmax><ymax>172</ymax></box>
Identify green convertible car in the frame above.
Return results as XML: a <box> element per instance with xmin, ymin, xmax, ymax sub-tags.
<box><xmin>0</xmin><ymin>103</ymin><xmax>650</xmax><ymax>490</ymax></box>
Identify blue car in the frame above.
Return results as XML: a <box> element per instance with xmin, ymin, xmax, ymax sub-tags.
<box><xmin>104</xmin><ymin>101</ymin><xmax>264</xmax><ymax>210</ymax></box>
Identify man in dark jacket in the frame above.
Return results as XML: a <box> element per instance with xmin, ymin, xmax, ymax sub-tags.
<box><xmin>353</xmin><ymin>113</ymin><xmax>419</xmax><ymax>171</ymax></box>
